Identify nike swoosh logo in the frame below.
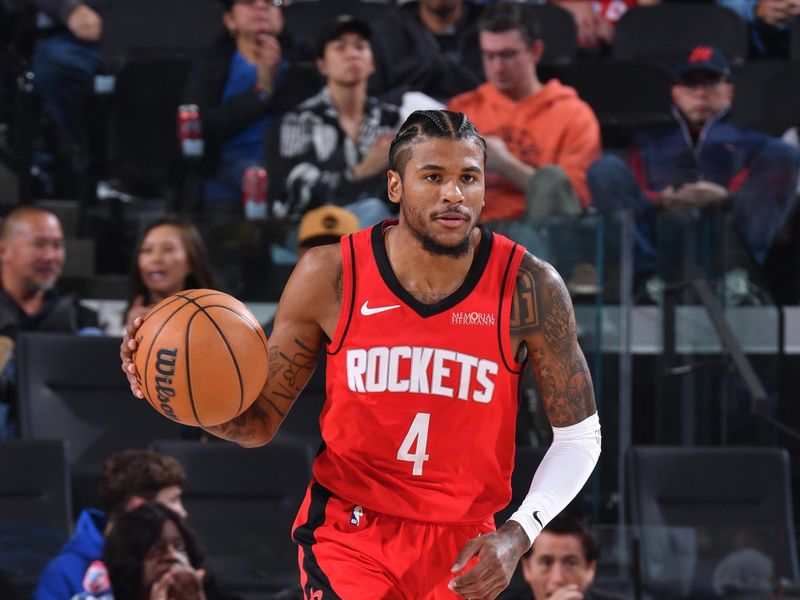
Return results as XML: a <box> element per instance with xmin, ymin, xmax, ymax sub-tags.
<box><xmin>533</xmin><ymin>511</ymin><xmax>543</xmax><ymax>529</ymax></box>
<box><xmin>360</xmin><ymin>301</ymin><xmax>401</xmax><ymax>316</ymax></box>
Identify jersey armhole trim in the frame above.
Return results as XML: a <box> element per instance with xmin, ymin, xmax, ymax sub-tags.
<box><xmin>327</xmin><ymin>235</ymin><xmax>356</xmax><ymax>355</ymax></box>
<box><xmin>498</xmin><ymin>243</ymin><xmax>524</xmax><ymax>374</ymax></box>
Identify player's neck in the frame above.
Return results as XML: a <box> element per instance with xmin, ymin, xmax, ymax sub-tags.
<box><xmin>384</xmin><ymin>225</ymin><xmax>479</xmax><ymax>298</ymax></box>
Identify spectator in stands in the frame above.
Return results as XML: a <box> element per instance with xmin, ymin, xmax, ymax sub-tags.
<box><xmin>369</xmin><ymin>0</ymin><xmax>485</xmax><ymax>106</ymax></box>
<box><xmin>0</xmin><ymin>206</ymin><xmax>99</xmax><ymax>338</ymax></box>
<box><xmin>588</xmin><ymin>46</ymin><xmax>800</xmax><ymax>277</ymax></box>
<box><xmin>102</xmin><ymin>504</ymin><xmax>205</xmax><ymax>600</ymax></box>
<box><xmin>0</xmin><ymin>206</ymin><xmax>100</xmax><ymax>436</ymax></box>
<box><xmin>297</xmin><ymin>204</ymin><xmax>359</xmax><ymax>258</ymax></box>
<box><xmin>125</xmin><ymin>218</ymin><xmax>217</xmax><ymax>328</ymax></box>
<box><xmin>448</xmin><ymin>2</ymin><xmax>601</xmax><ymax>248</ymax></box>
<box><xmin>717</xmin><ymin>0</ymin><xmax>800</xmax><ymax>58</ymax></box>
<box><xmin>29</xmin><ymin>0</ymin><xmax>103</xmax><ymax>144</ymax></box>
<box><xmin>265</xmin><ymin>15</ymin><xmax>401</xmax><ymax>228</ymax></box>
<box><xmin>553</xmin><ymin>0</ymin><xmax>660</xmax><ymax>56</ymax></box>
<box><xmin>34</xmin><ymin>449</ymin><xmax>186</xmax><ymax>600</ymax></box>
<box><xmin>183</xmin><ymin>0</ymin><xmax>317</xmax><ymax>212</ymax></box>
<box><xmin>515</xmin><ymin>512</ymin><xmax>600</xmax><ymax>600</ymax></box>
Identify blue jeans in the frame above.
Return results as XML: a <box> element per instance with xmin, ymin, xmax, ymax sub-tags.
<box><xmin>588</xmin><ymin>144</ymin><xmax>800</xmax><ymax>271</ymax></box>
<box><xmin>31</xmin><ymin>32</ymin><xmax>100</xmax><ymax>142</ymax></box>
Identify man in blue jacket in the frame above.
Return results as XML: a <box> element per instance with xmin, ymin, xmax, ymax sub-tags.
<box><xmin>33</xmin><ymin>449</ymin><xmax>186</xmax><ymax>600</ymax></box>
<box><xmin>588</xmin><ymin>45</ymin><xmax>800</xmax><ymax>277</ymax></box>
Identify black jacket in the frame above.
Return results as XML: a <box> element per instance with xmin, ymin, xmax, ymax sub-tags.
<box><xmin>0</xmin><ymin>288</ymin><xmax>99</xmax><ymax>339</ymax></box>
<box><xmin>369</xmin><ymin>0</ymin><xmax>485</xmax><ymax>105</ymax></box>
<box><xmin>181</xmin><ymin>35</ymin><xmax>321</xmax><ymax>175</ymax></box>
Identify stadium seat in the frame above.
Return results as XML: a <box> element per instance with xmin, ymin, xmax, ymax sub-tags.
<box><xmin>494</xmin><ymin>445</ymin><xmax>548</xmax><ymax>527</ymax></box>
<box><xmin>283</xmin><ymin>0</ymin><xmax>393</xmax><ymax>61</ymax></box>
<box><xmin>792</xmin><ymin>17</ymin><xmax>800</xmax><ymax>61</ymax></box>
<box><xmin>0</xmin><ymin>439</ymin><xmax>72</xmax><ymax>600</ymax></box>
<box><xmin>614</xmin><ymin>5</ymin><xmax>748</xmax><ymax>65</ymax></box>
<box><xmin>731</xmin><ymin>61</ymin><xmax>800</xmax><ymax>137</ymax></box>
<box><xmin>524</xmin><ymin>4</ymin><xmax>577</xmax><ymax>66</ymax></box>
<box><xmin>101</xmin><ymin>56</ymin><xmax>191</xmax><ymax>200</ymax></box>
<box><xmin>100</xmin><ymin>0</ymin><xmax>224</xmax><ymax>67</ymax></box>
<box><xmin>150</xmin><ymin>438</ymin><xmax>314</xmax><ymax>597</ymax></box>
<box><xmin>16</xmin><ymin>333</ymin><xmax>182</xmax><ymax>515</ymax></box>
<box><xmin>557</xmin><ymin>61</ymin><xmax>674</xmax><ymax>148</ymax></box>
<box><xmin>627</xmin><ymin>446</ymin><xmax>799</xmax><ymax>598</ymax></box>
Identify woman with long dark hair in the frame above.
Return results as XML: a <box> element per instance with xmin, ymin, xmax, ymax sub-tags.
<box><xmin>125</xmin><ymin>218</ymin><xmax>218</xmax><ymax>327</ymax></box>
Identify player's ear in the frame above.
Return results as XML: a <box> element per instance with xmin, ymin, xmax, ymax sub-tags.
<box><xmin>387</xmin><ymin>170</ymin><xmax>402</xmax><ymax>206</ymax></box>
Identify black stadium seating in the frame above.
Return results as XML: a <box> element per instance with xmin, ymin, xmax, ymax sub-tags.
<box><xmin>16</xmin><ymin>333</ymin><xmax>183</xmax><ymax>515</ymax></box>
<box><xmin>614</xmin><ymin>4</ymin><xmax>748</xmax><ymax>65</ymax></box>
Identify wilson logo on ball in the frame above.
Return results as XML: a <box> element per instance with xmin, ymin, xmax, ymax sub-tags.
<box><xmin>154</xmin><ymin>347</ymin><xmax>178</xmax><ymax>420</ymax></box>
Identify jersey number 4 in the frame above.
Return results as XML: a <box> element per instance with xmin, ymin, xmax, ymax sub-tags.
<box><xmin>397</xmin><ymin>412</ymin><xmax>430</xmax><ymax>476</ymax></box>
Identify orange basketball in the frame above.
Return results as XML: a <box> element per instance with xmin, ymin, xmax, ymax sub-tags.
<box><xmin>133</xmin><ymin>289</ymin><xmax>269</xmax><ymax>427</ymax></box>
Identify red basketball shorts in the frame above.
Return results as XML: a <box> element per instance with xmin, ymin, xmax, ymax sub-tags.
<box><xmin>292</xmin><ymin>481</ymin><xmax>496</xmax><ymax>600</ymax></box>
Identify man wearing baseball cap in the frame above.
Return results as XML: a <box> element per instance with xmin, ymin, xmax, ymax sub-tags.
<box><xmin>587</xmin><ymin>45</ymin><xmax>799</xmax><ymax>294</ymax></box>
<box><xmin>265</xmin><ymin>14</ymin><xmax>402</xmax><ymax>228</ymax></box>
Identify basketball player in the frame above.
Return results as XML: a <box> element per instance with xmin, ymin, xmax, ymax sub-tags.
<box><xmin>121</xmin><ymin>110</ymin><xmax>601</xmax><ymax>600</ymax></box>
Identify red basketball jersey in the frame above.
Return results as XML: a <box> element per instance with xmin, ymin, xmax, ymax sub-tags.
<box><xmin>313</xmin><ymin>222</ymin><xmax>526</xmax><ymax>524</ymax></box>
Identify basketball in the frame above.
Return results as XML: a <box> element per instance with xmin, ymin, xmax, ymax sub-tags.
<box><xmin>133</xmin><ymin>289</ymin><xmax>269</xmax><ymax>427</ymax></box>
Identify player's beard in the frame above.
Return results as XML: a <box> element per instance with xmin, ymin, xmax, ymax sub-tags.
<box><xmin>402</xmin><ymin>203</ymin><xmax>478</xmax><ymax>258</ymax></box>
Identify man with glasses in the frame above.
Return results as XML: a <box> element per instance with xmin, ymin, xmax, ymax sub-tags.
<box><xmin>588</xmin><ymin>46</ymin><xmax>800</xmax><ymax>286</ymax></box>
<box><xmin>448</xmin><ymin>1</ymin><xmax>601</xmax><ymax>242</ymax></box>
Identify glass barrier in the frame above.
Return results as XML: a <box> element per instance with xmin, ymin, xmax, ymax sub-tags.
<box><xmin>650</xmin><ymin>207</ymin><xmax>783</xmax><ymax>447</ymax></box>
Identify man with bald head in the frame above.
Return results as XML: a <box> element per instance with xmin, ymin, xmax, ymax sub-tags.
<box><xmin>0</xmin><ymin>206</ymin><xmax>98</xmax><ymax>336</ymax></box>
<box><xmin>0</xmin><ymin>206</ymin><xmax>99</xmax><ymax>435</ymax></box>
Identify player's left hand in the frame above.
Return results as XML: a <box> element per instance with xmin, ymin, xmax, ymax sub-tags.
<box><xmin>448</xmin><ymin>521</ymin><xmax>530</xmax><ymax>600</ymax></box>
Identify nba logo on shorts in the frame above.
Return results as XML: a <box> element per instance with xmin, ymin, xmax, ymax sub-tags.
<box><xmin>350</xmin><ymin>505</ymin><xmax>363</xmax><ymax>526</ymax></box>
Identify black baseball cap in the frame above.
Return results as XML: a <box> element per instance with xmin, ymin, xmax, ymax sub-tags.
<box><xmin>674</xmin><ymin>45</ymin><xmax>731</xmax><ymax>81</ymax></box>
<box><xmin>316</xmin><ymin>14</ymin><xmax>372</xmax><ymax>58</ymax></box>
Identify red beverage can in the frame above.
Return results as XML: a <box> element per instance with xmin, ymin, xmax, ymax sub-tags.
<box><xmin>177</xmin><ymin>104</ymin><xmax>204</xmax><ymax>157</ymax></box>
<box><xmin>242</xmin><ymin>166</ymin><xmax>268</xmax><ymax>220</ymax></box>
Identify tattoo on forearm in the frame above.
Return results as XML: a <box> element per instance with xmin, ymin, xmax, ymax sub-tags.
<box><xmin>207</xmin><ymin>337</ymin><xmax>318</xmax><ymax>443</ymax></box>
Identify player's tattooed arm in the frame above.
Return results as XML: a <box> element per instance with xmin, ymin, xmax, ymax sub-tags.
<box><xmin>204</xmin><ymin>333</ymin><xmax>320</xmax><ymax>446</ymax></box>
<box><xmin>204</xmin><ymin>245</ymin><xmax>339</xmax><ymax>447</ymax></box>
<box><xmin>511</xmin><ymin>252</ymin><xmax>596</xmax><ymax>427</ymax></box>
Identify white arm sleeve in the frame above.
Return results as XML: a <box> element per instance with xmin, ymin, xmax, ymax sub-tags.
<box><xmin>508</xmin><ymin>412</ymin><xmax>601</xmax><ymax>547</ymax></box>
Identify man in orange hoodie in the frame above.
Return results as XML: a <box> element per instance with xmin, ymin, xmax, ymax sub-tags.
<box><xmin>448</xmin><ymin>1</ymin><xmax>600</xmax><ymax>242</ymax></box>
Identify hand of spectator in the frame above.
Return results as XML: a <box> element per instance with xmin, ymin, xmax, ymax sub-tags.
<box><xmin>756</xmin><ymin>0</ymin><xmax>794</xmax><ymax>24</ymax></box>
<box><xmin>120</xmin><ymin>316</ymin><xmax>144</xmax><ymax>399</ymax></box>
<box><xmin>556</xmin><ymin>1</ymin><xmax>603</xmax><ymax>51</ymax></box>
<box><xmin>149</xmin><ymin>564</ymin><xmax>207</xmax><ymax>600</ymax></box>
<box><xmin>448</xmin><ymin>521</ymin><xmax>529</xmax><ymax>600</ymax></box>
<box><xmin>484</xmin><ymin>135</ymin><xmax>537</xmax><ymax>192</ymax></box>
<box><xmin>684</xmin><ymin>180</ymin><xmax>729</xmax><ymax>204</ymax></box>
<box><xmin>352</xmin><ymin>134</ymin><xmax>393</xmax><ymax>181</ymax></box>
<box><xmin>484</xmin><ymin>135</ymin><xmax>515</xmax><ymax>174</ymax></box>
<box><xmin>67</xmin><ymin>4</ymin><xmax>102</xmax><ymax>42</ymax></box>
<box><xmin>660</xmin><ymin>181</ymin><xmax>728</xmax><ymax>212</ymax></box>
<box><xmin>254</xmin><ymin>33</ymin><xmax>282</xmax><ymax>94</ymax></box>
<box><xmin>125</xmin><ymin>295</ymin><xmax>151</xmax><ymax>328</ymax></box>
<box><xmin>548</xmin><ymin>584</ymin><xmax>587</xmax><ymax>600</ymax></box>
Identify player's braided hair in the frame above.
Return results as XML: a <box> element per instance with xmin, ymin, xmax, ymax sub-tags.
<box><xmin>388</xmin><ymin>110</ymin><xmax>486</xmax><ymax>175</ymax></box>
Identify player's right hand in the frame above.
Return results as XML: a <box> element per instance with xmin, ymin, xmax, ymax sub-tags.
<box><xmin>120</xmin><ymin>316</ymin><xmax>144</xmax><ymax>399</ymax></box>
